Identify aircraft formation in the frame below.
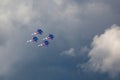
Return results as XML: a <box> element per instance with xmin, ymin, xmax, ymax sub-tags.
<box><xmin>27</xmin><ymin>29</ymin><xmax>54</xmax><ymax>47</ymax></box>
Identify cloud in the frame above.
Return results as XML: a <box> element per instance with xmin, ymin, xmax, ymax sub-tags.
<box><xmin>61</xmin><ymin>48</ymin><xmax>76</xmax><ymax>57</ymax></box>
<box><xmin>0</xmin><ymin>0</ymin><xmax>120</xmax><ymax>80</ymax></box>
<box><xmin>0</xmin><ymin>0</ymin><xmax>36</xmax><ymax>77</ymax></box>
<box><xmin>0</xmin><ymin>0</ymin><xmax>83</xmax><ymax>77</ymax></box>
<box><xmin>84</xmin><ymin>24</ymin><xmax>120</xmax><ymax>77</ymax></box>
<box><xmin>80</xmin><ymin>46</ymin><xmax>90</xmax><ymax>54</ymax></box>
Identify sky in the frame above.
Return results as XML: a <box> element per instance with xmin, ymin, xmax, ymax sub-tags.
<box><xmin>0</xmin><ymin>0</ymin><xmax>120</xmax><ymax>80</ymax></box>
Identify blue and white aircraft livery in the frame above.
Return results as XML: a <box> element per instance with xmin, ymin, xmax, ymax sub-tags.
<box><xmin>27</xmin><ymin>28</ymin><xmax>54</xmax><ymax>47</ymax></box>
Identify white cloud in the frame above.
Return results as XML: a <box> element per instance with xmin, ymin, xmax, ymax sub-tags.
<box><xmin>84</xmin><ymin>24</ymin><xmax>120</xmax><ymax>77</ymax></box>
<box><xmin>61</xmin><ymin>48</ymin><xmax>76</xmax><ymax>57</ymax></box>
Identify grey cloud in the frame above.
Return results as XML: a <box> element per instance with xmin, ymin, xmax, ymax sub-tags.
<box><xmin>92</xmin><ymin>0</ymin><xmax>120</xmax><ymax>13</ymax></box>
<box><xmin>0</xmin><ymin>0</ymin><xmax>120</xmax><ymax>80</ymax></box>
<box><xmin>0</xmin><ymin>32</ymin><xmax>8</xmax><ymax>46</ymax></box>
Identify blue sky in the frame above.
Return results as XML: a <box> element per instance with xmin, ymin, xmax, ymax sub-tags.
<box><xmin>0</xmin><ymin>0</ymin><xmax>120</xmax><ymax>80</ymax></box>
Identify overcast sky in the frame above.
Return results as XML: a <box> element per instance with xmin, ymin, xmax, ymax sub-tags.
<box><xmin>0</xmin><ymin>0</ymin><xmax>120</xmax><ymax>80</ymax></box>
